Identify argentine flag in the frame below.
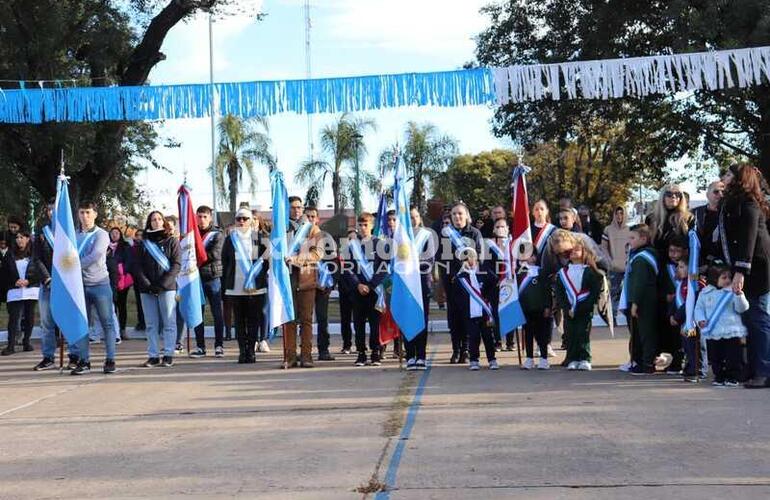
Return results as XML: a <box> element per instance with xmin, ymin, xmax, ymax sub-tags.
<box><xmin>176</xmin><ymin>185</ymin><xmax>205</xmax><ymax>329</ymax></box>
<box><xmin>389</xmin><ymin>157</ymin><xmax>425</xmax><ymax>340</ymax></box>
<box><xmin>50</xmin><ymin>174</ymin><xmax>88</xmax><ymax>344</ymax></box>
<box><xmin>268</xmin><ymin>169</ymin><xmax>295</xmax><ymax>329</ymax></box>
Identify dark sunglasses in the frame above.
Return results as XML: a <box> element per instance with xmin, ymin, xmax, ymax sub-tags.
<box><xmin>664</xmin><ymin>191</ymin><xmax>682</xmax><ymax>198</ymax></box>
<box><xmin>235</xmin><ymin>216</ymin><xmax>250</xmax><ymax>221</ymax></box>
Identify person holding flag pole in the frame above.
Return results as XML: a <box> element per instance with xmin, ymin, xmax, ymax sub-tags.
<box><xmin>49</xmin><ymin>167</ymin><xmax>90</xmax><ymax>374</ymax></box>
<box><xmin>405</xmin><ymin>206</ymin><xmax>435</xmax><ymax>371</ymax></box>
<box><xmin>190</xmin><ymin>205</ymin><xmax>225</xmax><ymax>358</ymax></box>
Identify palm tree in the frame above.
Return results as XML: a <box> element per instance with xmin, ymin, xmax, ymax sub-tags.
<box><xmin>379</xmin><ymin>122</ymin><xmax>458</xmax><ymax>213</ymax></box>
<box><xmin>295</xmin><ymin>114</ymin><xmax>376</xmax><ymax>214</ymax></box>
<box><xmin>212</xmin><ymin>114</ymin><xmax>274</xmax><ymax>212</ymax></box>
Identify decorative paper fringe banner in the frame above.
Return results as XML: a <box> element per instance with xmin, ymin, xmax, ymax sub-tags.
<box><xmin>493</xmin><ymin>46</ymin><xmax>770</xmax><ymax>104</ymax></box>
<box><xmin>0</xmin><ymin>47</ymin><xmax>768</xmax><ymax>123</ymax></box>
<box><xmin>0</xmin><ymin>69</ymin><xmax>495</xmax><ymax>124</ymax></box>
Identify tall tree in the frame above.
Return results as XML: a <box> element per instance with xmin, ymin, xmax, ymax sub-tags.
<box><xmin>379</xmin><ymin>122</ymin><xmax>458</xmax><ymax>213</ymax></box>
<box><xmin>295</xmin><ymin>114</ymin><xmax>376</xmax><ymax>214</ymax></box>
<box><xmin>213</xmin><ymin>114</ymin><xmax>273</xmax><ymax>212</ymax></box>
<box><xmin>0</xmin><ymin>1</ymin><xmax>261</xmax><ymax>209</ymax></box>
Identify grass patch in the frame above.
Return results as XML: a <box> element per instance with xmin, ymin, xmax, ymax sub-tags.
<box><xmin>356</xmin><ymin>477</ymin><xmax>387</xmax><ymax>494</ymax></box>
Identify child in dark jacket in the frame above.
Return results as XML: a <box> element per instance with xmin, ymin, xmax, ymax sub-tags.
<box><xmin>668</xmin><ymin>259</ymin><xmax>707</xmax><ymax>381</ymax></box>
<box><xmin>624</xmin><ymin>224</ymin><xmax>660</xmax><ymax>375</ymax></box>
<box><xmin>456</xmin><ymin>248</ymin><xmax>499</xmax><ymax>371</ymax></box>
<box><xmin>518</xmin><ymin>257</ymin><xmax>552</xmax><ymax>370</ymax></box>
<box><xmin>555</xmin><ymin>239</ymin><xmax>602</xmax><ymax>370</ymax></box>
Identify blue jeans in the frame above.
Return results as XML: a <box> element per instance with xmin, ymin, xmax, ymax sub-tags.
<box><xmin>609</xmin><ymin>271</ymin><xmax>624</xmax><ymax>319</ymax></box>
<box><xmin>39</xmin><ymin>286</ymin><xmax>58</xmax><ymax>359</ymax></box>
<box><xmin>682</xmin><ymin>335</ymin><xmax>708</xmax><ymax>378</ymax></box>
<box><xmin>141</xmin><ymin>291</ymin><xmax>177</xmax><ymax>358</ymax></box>
<box><xmin>75</xmin><ymin>284</ymin><xmax>116</xmax><ymax>362</ymax></box>
<box><xmin>194</xmin><ymin>278</ymin><xmax>224</xmax><ymax>349</ymax></box>
<box><xmin>743</xmin><ymin>293</ymin><xmax>770</xmax><ymax>378</ymax></box>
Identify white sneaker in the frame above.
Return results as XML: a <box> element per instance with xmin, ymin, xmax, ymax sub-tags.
<box><xmin>469</xmin><ymin>361</ymin><xmax>481</xmax><ymax>371</ymax></box>
<box><xmin>537</xmin><ymin>358</ymin><xmax>550</xmax><ymax>370</ymax></box>
<box><xmin>522</xmin><ymin>358</ymin><xmax>535</xmax><ymax>370</ymax></box>
<box><xmin>259</xmin><ymin>340</ymin><xmax>270</xmax><ymax>353</ymax></box>
<box><xmin>547</xmin><ymin>345</ymin><xmax>556</xmax><ymax>358</ymax></box>
<box><xmin>566</xmin><ymin>361</ymin><xmax>579</xmax><ymax>370</ymax></box>
<box><xmin>406</xmin><ymin>358</ymin><xmax>417</xmax><ymax>371</ymax></box>
<box><xmin>255</xmin><ymin>342</ymin><xmax>262</xmax><ymax>353</ymax></box>
<box><xmin>578</xmin><ymin>360</ymin><xmax>592</xmax><ymax>371</ymax></box>
<box><xmin>618</xmin><ymin>361</ymin><xmax>633</xmax><ymax>372</ymax></box>
<box><xmin>655</xmin><ymin>353</ymin><xmax>673</xmax><ymax>370</ymax></box>
<box><xmin>115</xmin><ymin>336</ymin><xmax>122</xmax><ymax>345</ymax></box>
<box><xmin>89</xmin><ymin>337</ymin><xmax>101</xmax><ymax>344</ymax></box>
<box><xmin>489</xmin><ymin>359</ymin><xmax>499</xmax><ymax>370</ymax></box>
<box><xmin>214</xmin><ymin>346</ymin><xmax>224</xmax><ymax>358</ymax></box>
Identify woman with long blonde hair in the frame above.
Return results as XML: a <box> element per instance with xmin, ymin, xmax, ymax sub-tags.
<box><xmin>647</xmin><ymin>184</ymin><xmax>695</xmax><ymax>255</ymax></box>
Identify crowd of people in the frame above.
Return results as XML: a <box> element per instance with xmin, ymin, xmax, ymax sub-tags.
<box><xmin>1</xmin><ymin>163</ymin><xmax>769</xmax><ymax>389</ymax></box>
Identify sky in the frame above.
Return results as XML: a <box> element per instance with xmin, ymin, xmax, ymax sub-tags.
<box><xmin>144</xmin><ymin>0</ymin><xmax>510</xmax><ymax>213</ymax></box>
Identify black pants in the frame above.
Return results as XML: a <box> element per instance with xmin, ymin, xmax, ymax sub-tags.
<box><xmin>315</xmin><ymin>290</ymin><xmax>331</xmax><ymax>353</ymax></box>
<box><xmin>115</xmin><ymin>288</ymin><xmax>129</xmax><ymax>331</ymax></box>
<box><xmin>524</xmin><ymin>312</ymin><xmax>550</xmax><ymax>359</ymax></box>
<box><xmin>8</xmin><ymin>300</ymin><xmax>35</xmax><ymax>347</ymax></box>
<box><xmin>340</xmin><ymin>291</ymin><xmax>354</xmax><ymax>350</ymax></box>
<box><xmin>353</xmin><ymin>292</ymin><xmax>380</xmax><ymax>358</ymax></box>
<box><xmin>446</xmin><ymin>278</ymin><xmax>467</xmax><ymax>354</ymax></box>
<box><xmin>405</xmin><ymin>292</ymin><xmax>430</xmax><ymax>361</ymax></box>
<box><xmin>232</xmin><ymin>295</ymin><xmax>265</xmax><ymax>356</ymax></box>
<box><xmin>466</xmin><ymin>317</ymin><xmax>496</xmax><ymax>362</ymax></box>
<box><xmin>133</xmin><ymin>285</ymin><xmax>146</xmax><ymax>328</ymax></box>
<box><xmin>658</xmin><ymin>299</ymin><xmax>683</xmax><ymax>369</ymax></box>
<box><xmin>707</xmin><ymin>337</ymin><xmax>743</xmax><ymax>382</ymax></box>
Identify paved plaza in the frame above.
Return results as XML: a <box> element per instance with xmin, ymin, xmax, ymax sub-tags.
<box><xmin>1</xmin><ymin>328</ymin><xmax>768</xmax><ymax>499</ymax></box>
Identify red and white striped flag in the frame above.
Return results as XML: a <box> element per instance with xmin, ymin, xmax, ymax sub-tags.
<box><xmin>511</xmin><ymin>165</ymin><xmax>532</xmax><ymax>258</ymax></box>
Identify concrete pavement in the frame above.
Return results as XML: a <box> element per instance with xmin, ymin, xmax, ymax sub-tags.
<box><xmin>0</xmin><ymin>328</ymin><xmax>768</xmax><ymax>499</ymax></box>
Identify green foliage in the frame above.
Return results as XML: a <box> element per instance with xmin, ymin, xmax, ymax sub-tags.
<box><xmin>212</xmin><ymin>114</ymin><xmax>273</xmax><ymax>212</ymax></box>
<box><xmin>378</xmin><ymin>122</ymin><xmax>458</xmax><ymax>212</ymax></box>
<box><xmin>475</xmin><ymin>0</ymin><xmax>770</xmax><ymax>204</ymax></box>
<box><xmin>295</xmin><ymin>114</ymin><xmax>377</xmax><ymax>214</ymax></box>
<box><xmin>445</xmin><ymin>150</ymin><xmax>518</xmax><ymax>217</ymax></box>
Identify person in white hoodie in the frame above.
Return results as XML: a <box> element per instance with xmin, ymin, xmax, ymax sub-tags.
<box><xmin>695</xmin><ymin>268</ymin><xmax>750</xmax><ymax>387</ymax></box>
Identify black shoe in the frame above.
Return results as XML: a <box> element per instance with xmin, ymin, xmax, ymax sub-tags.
<box><xmin>340</xmin><ymin>347</ymin><xmax>352</xmax><ymax>355</ymax></box>
<box><xmin>458</xmin><ymin>351</ymin><xmax>468</xmax><ymax>364</ymax></box>
<box><xmin>70</xmin><ymin>360</ymin><xmax>91</xmax><ymax>375</ymax></box>
<box><xmin>371</xmin><ymin>354</ymin><xmax>382</xmax><ymax>366</ymax></box>
<box><xmin>103</xmin><ymin>359</ymin><xmax>116</xmax><ymax>374</ymax></box>
<box><xmin>237</xmin><ymin>354</ymin><xmax>246</xmax><ymax>364</ymax></box>
<box><xmin>318</xmin><ymin>352</ymin><xmax>336</xmax><ymax>361</ymax></box>
<box><xmin>355</xmin><ymin>353</ymin><xmax>367</xmax><ymax>366</ymax></box>
<box><xmin>161</xmin><ymin>356</ymin><xmax>174</xmax><ymax>367</ymax></box>
<box><xmin>449</xmin><ymin>351</ymin><xmax>459</xmax><ymax>364</ymax></box>
<box><xmin>142</xmin><ymin>357</ymin><xmax>160</xmax><ymax>368</ymax></box>
<box><xmin>23</xmin><ymin>343</ymin><xmax>34</xmax><ymax>352</ymax></box>
<box><xmin>67</xmin><ymin>355</ymin><xmax>79</xmax><ymax>370</ymax></box>
<box><xmin>631</xmin><ymin>364</ymin><xmax>655</xmax><ymax>376</ymax></box>
<box><xmin>135</xmin><ymin>323</ymin><xmax>146</xmax><ymax>332</ymax></box>
<box><xmin>34</xmin><ymin>358</ymin><xmax>56</xmax><ymax>371</ymax></box>
<box><xmin>1</xmin><ymin>346</ymin><xmax>15</xmax><ymax>356</ymax></box>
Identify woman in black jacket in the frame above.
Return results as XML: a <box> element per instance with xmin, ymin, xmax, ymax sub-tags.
<box><xmin>132</xmin><ymin>211</ymin><xmax>181</xmax><ymax>368</ymax></box>
<box><xmin>720</xmin><ymin>164</ymin><xmax>770</xmax><ymax>388</ymax></box>
<box><xmin>108</xmin><ymin>227</ymin><xmax>134</xmax><ymax>339</ymax></box>
<box><xmin>1</xmin><ymin>230</ymin><xmax>40</xmax><ymax>355</ymax></box>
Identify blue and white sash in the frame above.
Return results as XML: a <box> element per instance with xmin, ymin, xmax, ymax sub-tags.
<box><xmin>317</xmin><ymin>261</ymin><xmax>335</xmax><ymax>289</ymax></box>
<box><xmin>700</xmin><ymin>290</ymin><xmax>734</xmax><ymax>336</ymax></box>
<box><xmin>618</xmin><ymin>249</ymin><xmax>658</xmax><ymax>311</ymax></box>
<box><xmin>558</xmin><ymin>266</ymin><xmax>590</xmax><ymax>314</ymax></box>
<box><xmin>77</xmin><ymin>229</ymin><xmax>98</xmax><ymax>257</ymax></box>
<box><xmin>42</xmin><ymin>225</ymin><xmax>54</xmax><ymax>248</ymax></box>
<box><xmin>533</xmin><ymin>223</ymin><xmax>556</xmax><ymax>256</ymax></box>
<box><xmin>486</xmin><ymin>238</ymin><xmax>514</xmax><ymax>280</ymax></box>
<box><xmin>442</xmin><ymin>225</ymin><xmax>468</xmax><ymax>252</ymax></box>
<box><xmin>287</xmin><ymin>221</ymin><xmax>312</xmax><ymax>257</ymax></box>
<box><xmin>230</xmin><ymin>231</ymin><xmax>264</xmax><ymax>289</ymax></box>
<box><xmin>666</xmin><ymin>263</ymin><xmax>677</xmax><ymax>287</ymax></box>
<box><xmin>143</xmin><ymin>240</ymin><xmax>171</xmax><ymax>272</ymax></box>
<box><xmin>414</xmin><ymin>227</ymin><xmax>431</xmax><ymax>254</ymax></box>
<box><xmin>202</xmin><ymin>230</ymin><xmax>218</xmax><ymax>248</ymax></box>
<box><xmin>674</xmin><ymin>279</ymin><xmax>686</xmax><ymax>309</ymax></box>
<box><xmin>518</xmin><ymin>265</ymin><xmax>539</xmax><ymax>295</ymax></box>
<box><xmin>349</xmin><ymin>238</ymin><xmax>385</xmax><ymax>310</ymax></box>
<box><xmin>459</xmin><ymin>272</ymin><xmax>495</xmax><ymax>322</ymax></box>
<box><xmin>629</xmin><ymin>249</ymin><xmax>659</xmax><ymax>275</ymax></box>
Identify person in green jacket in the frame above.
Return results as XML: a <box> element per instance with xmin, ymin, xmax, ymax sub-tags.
<box><xmin>625</xmin><ymin>224</ymin><xmax>660</xmax><ymax>375</ymax></box>
<box><xmin>555</xmin><ymin>239</ymin><xmax>603</xmax><ymax>371</ymax></box>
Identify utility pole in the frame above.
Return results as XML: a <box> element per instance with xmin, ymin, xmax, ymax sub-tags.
<box><xmin>208</xmin><ymin>12</ymin><xmax>218</xmax><ymax>218</ymax></box>
<box><xmin>353</xmin><ymin>132</ymin><xmax>363</xmax><ymax>216</ymax></box>
<box><xmin>304</xmin><ymin>0</ymin><xmax>314</xmax><ymax>162</ymax></box>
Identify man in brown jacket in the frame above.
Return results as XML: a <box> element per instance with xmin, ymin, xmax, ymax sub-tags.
<box><xmin>284</xmin><ymin>197</ymin><xmax>323</xmax><ymax>368</ymax></box>
<box><xmin>602</xmin><ymin>206</ymin><xmax>631</xmax><ymax>320</ymax></box>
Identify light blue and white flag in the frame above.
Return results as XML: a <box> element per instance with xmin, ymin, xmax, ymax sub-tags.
<box><xmin>685</xmin><ymin>230</ymin><xmax>700</xmax><ymax>334</ymax></box>
<box><xmin>389</xmin><ymin>157</ymin><xmax>425</xmax><ymax>340</ymax></box>
<box><xmin>176</xmin><ymin>185</ymin><xmax>204</xmax><ymax>329</ymax></box>
<box><xmin>268</xmin><ymin>170</ymin><xmax>295</xmax><ymax>329</ymax></box>
<box><xmin>50</xmin><ymin>173</ymin><xmax>88</xmax><ymax>344</ymax></box>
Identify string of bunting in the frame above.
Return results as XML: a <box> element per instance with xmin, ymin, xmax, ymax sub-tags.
<box><xmin>0</xmin><ymin>46</ymin><xmax>767</xmax><ymax>124</ymax></box>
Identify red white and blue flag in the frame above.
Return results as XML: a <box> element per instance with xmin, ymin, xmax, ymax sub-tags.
<box><xmin>510</xmin><ymin>165</ymin><xmax>532</xmax><ymax>259</ymax></box>
<box><xmin>176</xmin><ymin>185</ymin><xmax>206</xmax><ymax>329</ymax></box>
